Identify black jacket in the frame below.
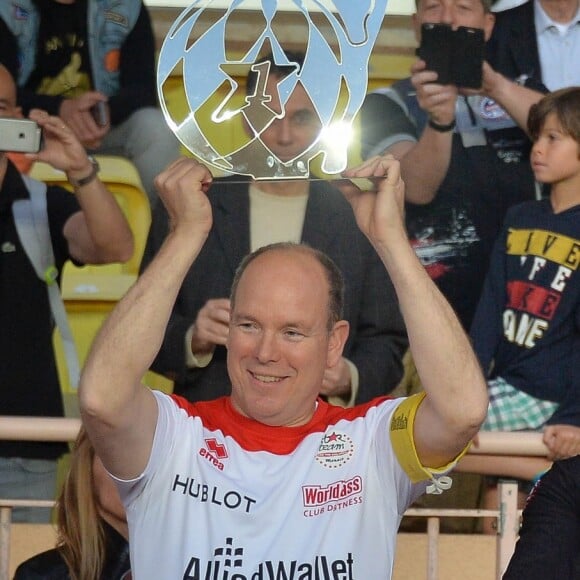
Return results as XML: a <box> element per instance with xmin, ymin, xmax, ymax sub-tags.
<box><xmin>503</xmin><ymin>457</ymin><xmax>580</xmax><ymax>579</ymax></box>
<box><xmin>486</xmin><ymin>1</ymin><xmax>547</xmax><ymax>92</ymax></box>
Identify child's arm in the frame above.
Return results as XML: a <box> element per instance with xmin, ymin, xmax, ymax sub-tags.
<box><xmin>543</xmin><ymin>425</ymin><xmax>580</xmax><ymax>461</ymax></box>
<box><xmin>469</xmin><ymin>224</ymin><xmax>510</xmax><ymax>375</ymax></box>
<box><xmin>546</xmin><ymin>345</ymin><xmax>580</xmax><ymax>454</ymax></box>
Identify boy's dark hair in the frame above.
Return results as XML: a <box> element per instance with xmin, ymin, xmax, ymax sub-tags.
<box><xmin>245</xmin><ymin>51</ymin><xmax>306</xmax><ymax>97</ymax></box>
<box><xmin>527</xmin><ymin>86</ymin><xmax>580</xmax><ymax>144</ymax></box>
<box><xmin>230</xmin><ymin>242</ymin><xmax>344</xmax><ymax>331</ymax></box>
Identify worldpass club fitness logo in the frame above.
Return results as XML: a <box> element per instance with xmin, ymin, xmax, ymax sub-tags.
<box><xmin>315</xmin><ymin>430</ymin><xmax>354</xmax><ymax>468</ymax></box>
<box><xmin>156</xmin><ymin>0</ymin><xmax>388</xmax><ymax>179</ymax></box>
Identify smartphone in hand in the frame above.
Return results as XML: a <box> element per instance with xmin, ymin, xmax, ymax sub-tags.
<box><xmin>416</xmin><ymin>23</ymin><xmax>454</xmax><ymax>85</ymax></box>
<box><xmin>0</xmin><ymin>118</ymin><xmax>42</xmax><ymax>153</ymax></box>
<box><xmin>453</xmin><ymin>26</ymin><xmax>485</xmax><ymax>89</ymax></box>
<box><xmin>416</xmin><ymin>23</ymin><xmax>485</xmax><ymax>89</ymax></box>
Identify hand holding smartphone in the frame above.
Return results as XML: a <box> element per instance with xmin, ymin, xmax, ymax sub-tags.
<box><xmin>0</xmin><ymin>118</ymin><xmax>43</xmax><ymax>153</ymax></box>
<box><xmin>416</xmin><ymin>23</ymin><xmax>485</xmax><ymax>89</ymax></box>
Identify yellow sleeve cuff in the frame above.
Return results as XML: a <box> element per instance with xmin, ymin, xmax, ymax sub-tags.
<box><xmin>390</xmin><ymin>392</ymin><xmax>470</xmax><ymax>483</ymax></box>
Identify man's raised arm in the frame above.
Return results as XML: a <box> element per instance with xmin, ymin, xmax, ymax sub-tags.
<box><xmin>341</xmin><ymin>156</ymin><xmax>488</xmax><ymax>468</ymax></box>
<box><xmin>79</xmin><ymin>158</ymin><xmax>214</xmax><ymax>479</ymax></box>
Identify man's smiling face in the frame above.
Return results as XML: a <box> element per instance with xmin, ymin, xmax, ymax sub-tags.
<box><xmin>227</xmin><ymin>247</ymin><xmax>347</xmax><ymax>427</ymax></box>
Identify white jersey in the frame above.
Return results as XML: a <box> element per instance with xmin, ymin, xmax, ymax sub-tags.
<box><xmin>117</xmin><ymin>391</ymin><xmax>438</xmax><ymax>579</ymax></box>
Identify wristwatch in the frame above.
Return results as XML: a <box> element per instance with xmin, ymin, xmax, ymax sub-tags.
<box><xmin>428</xmin><ymin>117</ymin><xmax>456</xmax><ymax>133</ymax></box>
<box><xmin>68</xmin><ymin>156</ymin><xmax>100</xmax><ymax>188</ymax></box>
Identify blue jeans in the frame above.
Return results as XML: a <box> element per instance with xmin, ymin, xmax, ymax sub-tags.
<box><xmin>0</xmin><ymin>457</ymin><xmax>57</xmax><ymax>523</ymax></box>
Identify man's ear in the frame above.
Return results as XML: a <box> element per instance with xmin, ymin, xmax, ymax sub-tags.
<box><xmin>327</xmin><ymin>320</ymin><xmax>349</xmax><ymax>368</ymax></box>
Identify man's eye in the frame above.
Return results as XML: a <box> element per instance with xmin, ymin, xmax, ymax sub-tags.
<box><xmin>285</xmin><ymin>330</ymin><xmax>305</xmax><ymax>341</ymax></box>
<box><xmin>291</xmin><ymin>111</ymin><xmax>317</xmax><ymax>126</ymax></box>
<box><xmin>423</xmin><ymin>2</ymin><xmax>441</xmax><ymax>11</ymax></box>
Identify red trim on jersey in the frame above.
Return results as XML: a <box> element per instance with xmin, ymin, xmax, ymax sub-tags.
<box><xmin>169</xmin><ymin>394</ymin><xmax>393</xmax><ymax>455</ymax></box>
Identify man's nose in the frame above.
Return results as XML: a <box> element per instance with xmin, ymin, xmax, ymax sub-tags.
<box><xmin>441</xmin><ymin>5</ymin><xmax>454</xmax><ymax>26</ymax></box>
<box><xmin>255</xmin><ymin>331</ymin><xmax>280</xmax><ymax>363</ymax></box>
<box><xmin>275</xmin><ymin>117</ymin><xmax>293</xmax><ymax>145</ymax></box>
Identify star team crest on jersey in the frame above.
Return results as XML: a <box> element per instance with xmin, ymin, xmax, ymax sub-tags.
<box><xmin>156</xmin><ymin>0</ymin><xmax>388</xmax><ymax>179</ymax></box>
<box><xmin>315</xmin><ymin>430</ymin><xmax>354</xmax><ymax>469</ymax></box>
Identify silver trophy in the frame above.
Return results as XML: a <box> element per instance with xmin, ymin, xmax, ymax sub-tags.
<box><xmin>157</xmin><ymin>0</ymin><xmax>388</xmax><ymax>179</ymax></box>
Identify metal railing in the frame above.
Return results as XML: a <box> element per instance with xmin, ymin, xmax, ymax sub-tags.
<box><xmin>0</xmin><ymin>417</ymin><xmax>547</xmax><ymax>580</ymax></box>
<box><xmin>405</xmin><ymin>480</ymin><xmax>520</xmax><ymax>579</ymax></box>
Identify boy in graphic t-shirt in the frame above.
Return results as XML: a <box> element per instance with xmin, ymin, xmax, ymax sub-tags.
<box><xmin>462</xmin><ymin>87</ymin><xmax>580</xmax><ymax>525</ymax></box>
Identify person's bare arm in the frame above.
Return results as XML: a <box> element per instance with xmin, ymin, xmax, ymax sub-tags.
<box><xmin>393</xmin><ymin>61</ymin><xmax>543</xmax><ymax>204</ymax></box>
<box><xmin>470</xmin><ymin>62</ymin><xmax>544</xmax><ymax>132</ymax></box>
<box><xmin>392</xmin><ymin>60</ymin><xmax>457</xmax><ymax>205</ymax></box>
<box><xmin>80</xmin><ymin>158</ymin><xmax>214</xmax><ymax>479</ymax></box>
<box><xmin>27</xmin><ymin>110</ymin><xmax>133</xmax><ymax>265</ymax></box>
<box><xmin>341</xmin><ymin>156</ymin><xmax>488</xmax><ymax>468</ymax></box>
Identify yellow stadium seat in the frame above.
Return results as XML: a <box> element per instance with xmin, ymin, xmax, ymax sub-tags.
<box><xmin>28</xmin><ymin>156</ymin><xmax>172</xmax><ymax>413</ymax></box>
<box><xmin>30</xmin><ymin>155</ymin><xmax>151</xmax><ymax>276</ymax></box>
<box><xmin>53</xmin><ymin>277</ymin><xmax>174</xmax><ymax>417</ymax></box>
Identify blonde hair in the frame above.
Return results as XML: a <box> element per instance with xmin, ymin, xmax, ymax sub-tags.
<box><xmin>55</xmin><ymin>429</ymin><xmax>107</xmax><ymax>580</ymax></box>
